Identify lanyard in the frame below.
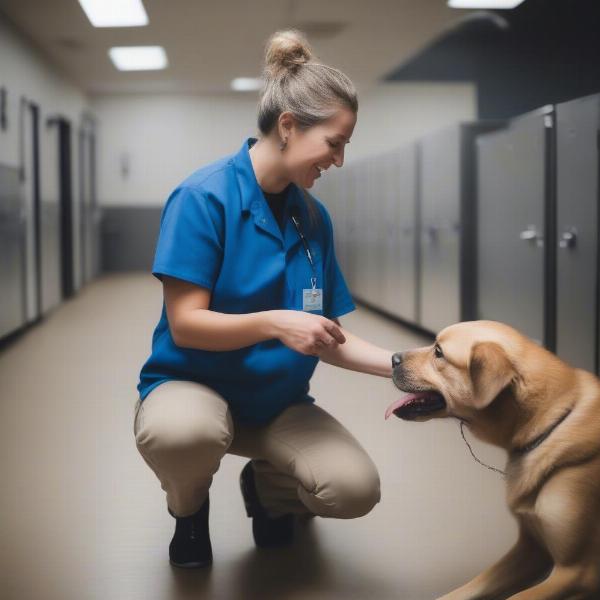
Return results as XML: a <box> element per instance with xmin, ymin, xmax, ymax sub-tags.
<box><xmin>291</xmin><ymin>214</ymin><xmax>317</xmax><ymax>290</ymax></box>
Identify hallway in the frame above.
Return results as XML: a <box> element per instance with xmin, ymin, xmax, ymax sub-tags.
<box><xmin>0</xmin><ymin>273</ymin><xmax>515</xmax><ymax>600</ymax></box>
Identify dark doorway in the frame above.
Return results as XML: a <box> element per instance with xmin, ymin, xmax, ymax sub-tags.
<box><xmin>48</xmin><ymin>116</ymin><xmax>75</xmax><ymax>299</ymax></box>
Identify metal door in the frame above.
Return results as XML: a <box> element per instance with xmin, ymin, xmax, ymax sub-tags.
<box><xmin>40</xmin><ymin>119</ymin><xmax>62</xmax><ymax>314</ymax></box>
<box><xmin>79</xmin><ymin>119</ymin><xmax>95</xmax><ymax>286</ymax></box>
<box><xmin>363</xmin><ymin>155</ymin><xmax>384</xmax><ymax>306</ymax></box>
<box><xmin>0</xmin><ymin>164</ymin><xmax>26</xmax><ymax>338</ymax></box>
<box><xmin>381</xmin><ymin>145</ymin><xmax>418</xmax><ymax>321</ymax></box>
<box><xmin>343</xmin><ymin>164</ymin><xmax>358</xmax><ymax>291</ymax></box>
<box><xmin>352</xmin><ymin>161</ymin><xmax>369</xmax><ymax>300</ymax></box>
<box><xmin>328</xmin><ymin>170</ymin><xmax>348</xmax><ymax>275</ymax></box>
<box><xmin>477</xmin><ymin>107</ymin><xmax>552</xmax><ymax>345</ymax></box>
<box><xmin>555</xmin><ymin>94</ymin><xmax>599</xmax><ymax>372</ymax></box>
<box><xmin>20</xmin><ymin>101</ymin><xmax>42</xmax><ymax>324</ymax></box>
<box><xmin>419</xmin><ymin>126</ymin><xmax>462</xmax><ymax>332</ymax></box>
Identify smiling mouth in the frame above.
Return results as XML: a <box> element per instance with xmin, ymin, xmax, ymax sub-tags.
<box><xmin>385</xmin><ymin>390</ymin><xmax>447</xmax><ymax>420</ymax></box>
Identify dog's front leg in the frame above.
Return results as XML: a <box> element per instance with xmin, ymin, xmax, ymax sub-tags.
<box><xmin>504</xmin><ymin>564</ymin><xmax>599</xmax><ymax>600</ymax></box>
<box><xmin>437</xmin><ymin>531</ymin><xmax>551</xmax><ymax>600</ymax></box>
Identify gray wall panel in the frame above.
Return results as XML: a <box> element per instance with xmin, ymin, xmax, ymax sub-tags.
<box><xmin>0</xmin><ymin>165</ymin><xmax>26</xmax><ymax>338</ymax></box>
<box><xmin>41</xmin><ymin>124</ymin><xmax>62</xmax><ymax>316</ymax></box>
<box><xmin>22</xmin><ymin>108</ymin><xmax>39</xmax><ymax>324</ymax></box>
<box><xmin>419</xmin><ymin>126</ymin><xmax>462</xmax><ymax>332</ymax></box>
<box><xmin>344</xmin><ymin>169</ymin><xmax>358</xmax><ymax>289</ymax></box>
<box><xmin>477</xmin><ymin>110</ymin><xmax>549</xmax><ymax>344</ymax></box>
<box><xmin>352</xmin><ymin>163</ymin><xmax>369</xmax><ymax>299</ymax></box>
<box><xmin>40</xmin><ymin>201</ymin><xmax>62</xmax><ymax>314</ymax></box>
<box><xmin>364</xmin><ymin>157</ymin><xmax>384</xmax><ymax>306</ymax></box>
<box><xmin>101</xmin><ymin>207</ymin><xmax>161</xmax><ymax>272</ymax></box>
<box><xmin>381</xmin><ymin>145</ymin><xmax>418</xmax><ymax>321</ymax></box>
<box><xmin>555</xmin><ymin>94</ymin><xmax>599</xmax><ymax>372</ymax></box>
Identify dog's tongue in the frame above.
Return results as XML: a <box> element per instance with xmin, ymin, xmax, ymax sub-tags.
<box><xmin>385</xmin><ymin>392</ymin><xmax>431</xmax><ymax>420</ymax></box>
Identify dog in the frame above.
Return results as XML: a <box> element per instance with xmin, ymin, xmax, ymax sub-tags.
<box><xmin>386</xmin><ymin>320</ymin><xmax>600</xmax><ymax>599</ymax></box>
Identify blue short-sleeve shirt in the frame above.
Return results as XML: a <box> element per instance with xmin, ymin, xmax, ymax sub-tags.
<box><xmin>137</xmin><ymin>138</ymin><xmax>356</xmax><ymax>423</ymax></box>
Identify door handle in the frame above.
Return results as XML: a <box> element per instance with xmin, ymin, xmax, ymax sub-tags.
<box><xmin>519</xmin><ymin>225</ymin><xmax>544</xmax><ymax>247</ymax></box>
<box><xmin>558</xmin><ymin>228</ymin><xmax>577</xmax><ymax>249</ymax></box>
<box><xmin>426</xmin><ymin>225</ymin><xmax>438</xmax><ymax>242</ymax></box>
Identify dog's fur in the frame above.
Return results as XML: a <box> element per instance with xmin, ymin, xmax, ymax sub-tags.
<box><xmin>388</xmin><ymin>320</ymin><xmax>600</xmax><ymax>600</ymax></box>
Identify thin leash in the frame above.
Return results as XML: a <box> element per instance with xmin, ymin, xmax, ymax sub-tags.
<box><xmin>459</xmin><ymin>420</ymin><xmax>506</xmax><ymax>478</ymax></box>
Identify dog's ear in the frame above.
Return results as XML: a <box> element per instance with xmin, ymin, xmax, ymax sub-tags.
<box><xmin>469</xmin><ymin>342</ymin><xmax>514</xmax><ymax>410</ymax></box>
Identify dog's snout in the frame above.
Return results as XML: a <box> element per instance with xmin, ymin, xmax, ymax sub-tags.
<box><xmin>391</xmin><ymin>353</ymin><xmax>402</xmax><ymax>369</ymax></box>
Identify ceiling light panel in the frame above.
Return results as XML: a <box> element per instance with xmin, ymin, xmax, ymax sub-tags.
<box><xmin>78</xmin><ymin>0</ymin><xmax>149</xmax><ymax>27</ymax></box>
<box><xmin>109</xmin><ymin>46</ymin><xmax>168</xmax><ymax>71</ymax></box>
<box><xmin>448</xmin><ymin>0</ymin><xmax>525</xmax><ymax>8</ymax></box>
<box><xmin>231</xmin><ymin>78</ymin><xmax>263</xmax><ymax>92</ymax></box>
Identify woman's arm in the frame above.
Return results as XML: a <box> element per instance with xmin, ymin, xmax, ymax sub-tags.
<box><xmin>163</xmin><ymin>276</ymin><xmax>345</xmax><ymax>354</ymax></box>
<box><xmin>164</xmin><ymin>277</ymin><xmax>392</xmax><ymax>373</ymax></box>
<box><xmin>318</xmin><ymin>318</ymin><xmax>394</xmax><ymax>378</ymax></box>
<box><xmin>164</xmin><ymin>276</ymin><xmax>271</xmax><ymax>350</ymax></box>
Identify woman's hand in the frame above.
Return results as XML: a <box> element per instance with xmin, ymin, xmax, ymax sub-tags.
<box><xmin>267</xmin><ymin>310</ymin><xmax>346</xmax><ymax>356</ymax></box>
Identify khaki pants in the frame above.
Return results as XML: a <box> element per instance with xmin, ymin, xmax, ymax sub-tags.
<box><xmin>133</xmin><ymin>380</ymin><xmax>381</xmax><ymax>519</ymax></box>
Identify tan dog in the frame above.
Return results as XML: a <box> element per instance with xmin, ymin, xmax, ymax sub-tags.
<box><xmin>386</xmin><ymin>320</ymin><xmax>600</xmax><ymax>600</ymax></box>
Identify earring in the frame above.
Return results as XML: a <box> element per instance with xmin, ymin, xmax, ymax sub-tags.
<box><xmin>280</xmin><ymin>138</ymin><xmax>288</xmax><ymax>151</ymax></box>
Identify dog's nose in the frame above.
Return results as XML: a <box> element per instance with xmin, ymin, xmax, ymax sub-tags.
<box><xmin>391</xmin><ymin>353</ymin><xmax>402</xmax><ymax>368</ymax></box>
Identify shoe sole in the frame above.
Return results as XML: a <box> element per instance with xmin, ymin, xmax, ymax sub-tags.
<box><xmin>240</xmin><ymin>462</ymin><xmax>260</xmax><ymax>518</ymax></box>
<box><xmin>169</xmin><ymin>559</ymin><xmax>212</xmax><ymax>569</ymax></box>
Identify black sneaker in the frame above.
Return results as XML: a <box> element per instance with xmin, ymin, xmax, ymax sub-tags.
<box><xmin>239</xmin><ymin>461</ymin><xmax>294</xmax><ymax>548</ymax></box>
<box><xmin>168</xmin><ymin>496</ymin><xmax>212</xmax><ymax>568</ymax></box>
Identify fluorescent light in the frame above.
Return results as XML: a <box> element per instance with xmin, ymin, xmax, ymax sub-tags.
<box><xmin>231</xmin><ymin>78</ymin><xmax>263</xmax><ymax>92</ymax></box>
<box><xmin>78</xmin><ymin>0</ymin><xmax>148</xmax><ymax>27</ymax></box>
<box><xmin>109</xmin><ymin>46</ymin><xmax>168</xmax><ymax>71</ymax></box>
<box><xmin>448</xmin><ymin>0</ymin><xmax>525</xmax><ymax>8</ymax></box>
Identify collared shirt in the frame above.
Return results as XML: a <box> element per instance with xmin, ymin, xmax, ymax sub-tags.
<box><xmin>137</xmin><ymin>137</ymin><xmax>356</xmax><ymax>423</ymax></box>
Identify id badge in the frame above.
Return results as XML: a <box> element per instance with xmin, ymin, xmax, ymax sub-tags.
<box><xmin>303</xmin><ymin>288</ymin><xmax>323</xmax><ymax>312</ymax></box>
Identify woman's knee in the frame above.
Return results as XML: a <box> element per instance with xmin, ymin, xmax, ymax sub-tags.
<box><xmin>305</xmin><ymin>456</ymin><xmax>381</xmax><ymax>519</ymax></box>
<box><xmin>136</xmin><ymin>408</ymin><xmax>232</xmax><ymax>464</ymax></box>
<box><xmin>135</xmin><ymin>382</ymin><xmax>233</xmax><ymax>461</ymax></box>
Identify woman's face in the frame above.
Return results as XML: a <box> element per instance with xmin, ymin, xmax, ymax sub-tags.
<box><xmin>281</xmin><ymin>106</ymin><xmax>356</xmax><ymax>189</ymax></box>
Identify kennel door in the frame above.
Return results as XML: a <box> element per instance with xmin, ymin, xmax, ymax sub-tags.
<box><xmin>0</xmin><ymin>164</ymin><xmax>26</xmax><ymax>339</ymax></box>
<box><xmin>555</xmin><ymin>94</ymin><xmax>599</xmax><ymax>373</ymax></box>
<box><xmin>380</xmin><ymin>144</ymin><xmax>418</xmax><ymax>322</ymax></box>
<box><xmin>476</xmin><ymin>108</ymin><xmax>550</xmax><ymax>345</ymax></box>
<box><xmin>419</xmin><ymin>125</ymin><xmax>461</xmax><ymax>332</ymax></box>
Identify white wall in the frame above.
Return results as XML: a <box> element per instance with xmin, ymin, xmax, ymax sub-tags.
<box><xmin>0</xmin><ymin>14</ymin><xmax>89</xmax><ymax>175</ymax></box>
<box><xmin>0</xmin><ymin>13</ymin><xmax>90</xmax><ymax>306</ymax></box>
<box><xmin>349</xmin><ymin>82</ymin><xmax>477</xmax><ymax>161</ymax></box>
<box><xmin>92</xmin><ymin>82</ymin><xmax>476</xmax><ymax>207</ymax></box>
<box><xmin>92</xmin><ymin>94</ymin><xmax>259</xmax><ymax>207</ymax></box>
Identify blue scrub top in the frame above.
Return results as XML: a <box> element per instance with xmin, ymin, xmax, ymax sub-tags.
<box><xmin>137</xmin><ymin>137</ymin><xmax>356</xmax><ymax>423</ymax></box>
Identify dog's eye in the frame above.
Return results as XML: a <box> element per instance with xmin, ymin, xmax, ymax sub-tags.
<box><xmin>434</xmin><ymin>345</ymin><xmax>444</xmax><ymax>359</ymax></box>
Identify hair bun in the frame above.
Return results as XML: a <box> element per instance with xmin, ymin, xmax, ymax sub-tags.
<box><xmin>264</xmin><ymin>29</ymin><xmax>313</xmax><ymax>78</ymax></box>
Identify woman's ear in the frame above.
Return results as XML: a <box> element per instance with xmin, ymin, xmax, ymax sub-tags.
<box><xmin>277</xmin><ymin>111</ymin><xmax>295</xmax><ymax>141</ymax></box>
<box><xmin>469</xmin><ymin>342</ymin><xmax>514</xmax><ymax>410</ymax></box>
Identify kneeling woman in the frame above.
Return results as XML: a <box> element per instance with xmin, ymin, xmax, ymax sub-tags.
<box><xmin>134</xmin><ymin>29</ymin><xmax>394</xmax><ymax>568</ymax></box>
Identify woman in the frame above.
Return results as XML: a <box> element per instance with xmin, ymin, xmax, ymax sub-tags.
<box><xmin>134</xmin><ymin>29</ymin><xmax>394</xmax><ymax>569</ymax></box>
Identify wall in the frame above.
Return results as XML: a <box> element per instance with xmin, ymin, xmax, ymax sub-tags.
<box><xmin>92</xmin><ymin>93</ymin><xmax>259</xmax><ymax>207</ymax></box>
<box><xmin>92</xmin><ymin>82</ymin><xmax>476</xmax><ymax>207</ymax></box>
<box><xmin>0</xmin><ymin>12</ymin><xmax>90</xmax><ymax>306</ymax></box>
<box><xmin>349</xmin><ymin>82</ymin><xmax>476</xmax><ymax>161</ymax></box>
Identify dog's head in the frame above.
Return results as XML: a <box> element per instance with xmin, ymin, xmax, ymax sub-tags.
<box><xmin>386</xmin><ymin>320</ymin><xmax>526</xmax><ymax>422</ymax></box>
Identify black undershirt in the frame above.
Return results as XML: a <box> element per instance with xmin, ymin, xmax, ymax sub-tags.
<box><xmin>263</xmin><ymin>185</ymin><xmax>291</xmax><ymax>233</ymax></box>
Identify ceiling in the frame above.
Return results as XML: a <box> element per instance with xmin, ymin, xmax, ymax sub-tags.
<box><xmin>0</xmin><ymin>0</ymin><xmax>472</xmax><ymax>96</ymax></box>
<box><xmin>386</xmin><ymin>0</ymin><xmax>600</xmax><ymax>119</ymax></box>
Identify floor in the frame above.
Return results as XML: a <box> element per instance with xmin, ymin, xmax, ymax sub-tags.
<box><xmin>0</xmin><ymin>273</ymin><xmax>517</xmax><ymax>600</ymax></box>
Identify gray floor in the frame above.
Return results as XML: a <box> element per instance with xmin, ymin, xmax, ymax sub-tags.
<box><xmin>0</xmin><ymin>273</ymin><xmax>517</xmax><ymax>600</ymax></box>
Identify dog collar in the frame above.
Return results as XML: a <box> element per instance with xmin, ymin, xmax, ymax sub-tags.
<box><xmin>511</xmin><ymin>409</ymin><xmax>572</xmax><ymax>456</ymax></box>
